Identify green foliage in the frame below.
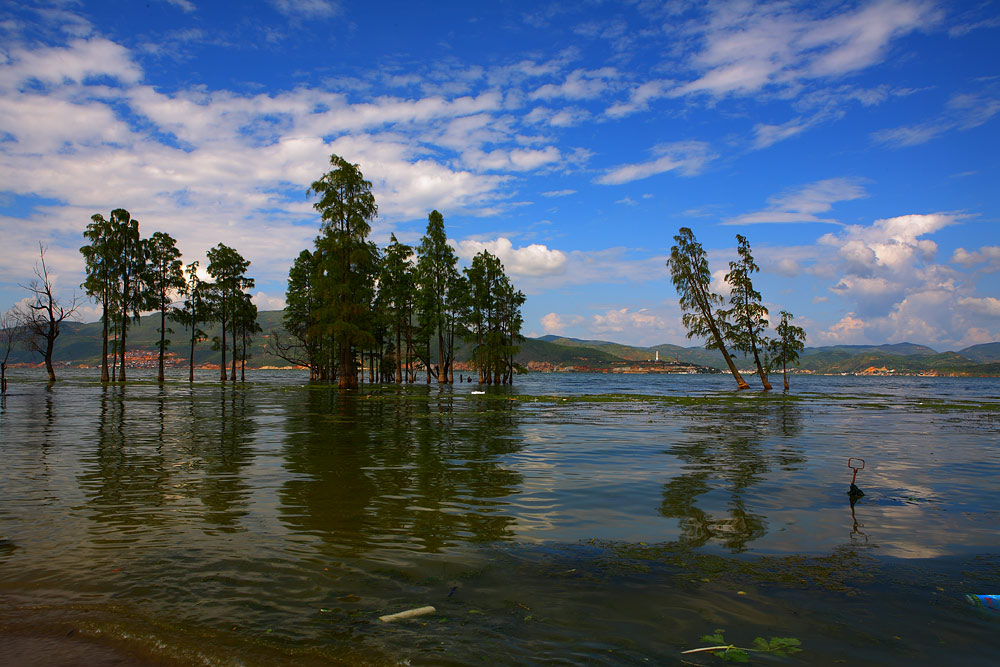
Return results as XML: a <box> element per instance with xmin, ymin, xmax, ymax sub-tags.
<box><xmin>416</xmin><ymin>210</ymin><xmax>461</xmax><ymax>382</ymax></box>
<box><xmin>463</xmin><ymin>249</ymin><xmax>525</xmax><ymax>383</ymax></box>
<box><xmin>307</xmin><ymin>154</ymin><xmax>379</xmax><ymax>388</ymax></box>
<box><xmin>720</xmin><ymin>235</ymin><xmax>770</xmax><ymax>388</ymax></box>
<box><xmin>689</xmin><ymin>629</ymin><xmax>802</xmax><ymax>663</ymax></box>
<box><xmin>667</xmin><ymin>227</ymin><xmax>747</xmax><ymax>389</ymax></box>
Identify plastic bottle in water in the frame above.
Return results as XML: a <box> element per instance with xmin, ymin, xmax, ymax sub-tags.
<box><xmin>966</xmin><ymin>594</ymin><xmax>1000</xmax><ymax>613</ymax></box>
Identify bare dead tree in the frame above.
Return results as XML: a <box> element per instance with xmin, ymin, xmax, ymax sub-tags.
<box><xmin>1</xmin><ymin>308</ymin><xmax>23</xmax><ymax>394</ymax></box>
<box><xmin>17</xmin><ymin>244</ymin><xmax>79</xmax><ymax>382</ymax></box>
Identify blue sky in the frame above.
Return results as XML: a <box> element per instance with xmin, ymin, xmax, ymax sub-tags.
<box><xmin>1</xmin><ymin>0</ymin><xmax>998</xmax><ymax>350</ymax></box>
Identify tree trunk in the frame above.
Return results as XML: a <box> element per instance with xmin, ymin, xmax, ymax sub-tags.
<box><xmin>338</xmin><ymin>343</ymin><xmax>357</xmax><ymax>390</ymax></box>
<box><xmin>189</xmin><ymin>325</ymin><xmax>196</xmax><ymax>382</ymax></box>
<box><xmin>783</xmin><ymin>360</ymin><xmax>789</xmax><ymax>391</ymax></box>
<box><xmin>158</xmin><ymin>306</ymin><xmax>166</xmax><ymax>383</ymax></box>
<box><xmin>395</xmin><ymin>325</ymin><xmax>402</xmax><ymax>383</ymax></box>
<box><xmin>691</xmin><ymin>280</ymin><xmax>748</xmax><ymax>390</ymax></box>
<box><xmin>44</xmin><ymin>319</ymin><xmax>56</xmax><ymax>383</ymax></box>
<box><xmin>751</xmin><ymin>343</ymin><xmax>771</xmax><ymax>391</ymax></box>
<box><xmin>118</xmin><ymin>318</ymin><xmax>127</xmax><ymax>382</ymax></box>
<box><xmin>101</xmin><ymin>300</ymin><xmax>110</xmax><ymax>383</ymax></box>
<box><xmin>230</xmin><ymin>323</ymin><xmax>237</xmax><ymax>382</ymax></box>
<box><xmin>425</xmin><ymin>340</ymin><xmax>431</xmax><ymax>384</ymax></box>
<box><xmin>437</xmin><ymin>326</ymin><xmax>446</xmax><ymax>385</ymax></box>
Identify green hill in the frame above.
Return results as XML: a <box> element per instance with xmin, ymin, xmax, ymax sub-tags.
<box><xmin>957</xmin><ymin>342</ymin><xmax>1000</xmax><ymax>363</ymax></box>
<box><xmin>8</xmin><ymin>310</ymin><xmax>1000</xmax><ymax>376</ymax></box>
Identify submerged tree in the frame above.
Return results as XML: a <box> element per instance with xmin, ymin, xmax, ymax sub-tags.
<box><xmin>721</xmin><ymin>234</ymin><xmax>771</xmax><ymax>390</ymax></box>
<box><xmin>145</xmin><ymin>231</ymin><xmax>185</xmax><ymax>382</ymax></box>
<box><xmin>16</xmin><ymin>244</ymin><xmax>79</xmax><ymax>382</ymax></box>
<box><xmin>1</xmin><ymin>308</ymin><xmax>23</xmax><ymax>394</ymax></box>
<box><xmin>309</xmin><ymin>154</ymin><xmax>379</xmax><ymax>390</ymax></box>
<box><xmin>416</xmin><ymin>210</ymin><xmax>460</xmax><ymax>384</ymax></box>
<box><xmin>80</xmin><ymin>210</ymin><xmax>122</xmax><ymax>382</ymax></box>
<box><xmin>464</xmin><ymin>249</ymin><xmax>524</xmax><ymax>385</ymax></box>
<box><xmin>666</xmin><ymin>227</ymin><xmax>749</xmax><ymax>390</ymax></box>
<box><xmin>171</xmin><ymin>261</ymin><xmax>208</xmax><ymax>382</ymax></box>
<box><xmin>380</xmin><ymin>234</ymin><xmax>415</xmax><ymax>383</ymax></box>
<box><xmin>767</xmin><ymin>310</ymin><xmax>806</xmax><ymax>391</ymax></box>
<box><xmin>234</xmin><ymin>292</ymin><xmax>261</xmax><ymax>382</ymax></box>
<box><xmin>206</xmin><ymin>243</ymin><xmax>253</xmax><ymax>382</ymax></box>
<box><xmin>112</xmin><ymin>210</ymin><xmax>145</xmax><ymax>382</ymax></box>
<box><xmin>271</xmin><ymin>249</ymin><xmax>324</xmax><ymax>378</ymax></box>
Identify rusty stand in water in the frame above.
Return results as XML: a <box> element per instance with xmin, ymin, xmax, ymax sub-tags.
<box><xmin>848</xmin><ymin>457</ymin><xmax>865</xmax><ymax>499</ymax></box>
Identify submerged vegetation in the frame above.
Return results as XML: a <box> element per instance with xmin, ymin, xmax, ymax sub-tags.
<box><xmin>271</xmin><ymin>154</ymin><xmax>525</xmax><ymax>387</ymax></box>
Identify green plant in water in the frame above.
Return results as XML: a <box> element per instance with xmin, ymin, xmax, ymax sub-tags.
<box><xmin>683</xmin><ymin>629</ymin><xmax>802</xmax><ymax>662</ymax></box>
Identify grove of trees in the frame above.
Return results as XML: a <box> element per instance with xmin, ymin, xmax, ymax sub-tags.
<box><xmin>78</xmin><ymin>208</ymin><xmax>257</xmax><ymax>384</ymax></box>
<box><xmin>667</xmin><ymin>227</ymin><xmax>807</xmax><ymax>391</ymax></box>
<box><xmin>272</xmin><ymin>154</ymin><xmax>525</xmax><ymax>388</ymax></box>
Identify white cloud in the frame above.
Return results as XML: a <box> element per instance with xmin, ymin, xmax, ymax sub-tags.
<box><xmin>752</xmin><ymin>109</ymin><xmax>843</xmax><ymax>149</ymax></box>
<box><xmin>252</xmin><ymin>291</ymin><xmax>287</xmax><ymax>311</ymax></box>
<box><xmin>270</xmin><ymin>0</ymin><xmax>340</xmax><ymax>19</ymax></box>
<box><xmin>596</xmin><ymin>141</ymin><xmax>716</xmax><ymax>185</ymax></box>
<box><xmin>952</xmin><ymin>245</ymin><xmax>1000</xmax><ymax>272</ymax></box>
<box><xmin>807</xmin><ymin>212</ymin><xmax>1000</xmax><ymax>347</ymax></box>
<box><xmin>873</xmin><ymin>90</ymin><xmax>1000</xmax><ymax>147</ymax></box>
<box><xmin>725</xmin><ymin>178</ymin><xmax>867</xmax><ymax>225</ymax></box>
<box><xmin>541</xmin><ymin>189</ymin><xmax>576</xmax><ymax>197</ymax></box>
<box><xmin>453</xmin><ymin>237</ymin><xmax>568</xmax><ymax>277</ymax></box>
<box><xmin>530</xmin><ymin>67</ymin><xmax>619</xmax><ymax>101</ymax></box>
<box><xmin>676</xmin><ymin>0</ymin><xmax>939</xmax><ymax>98</ymax></box>
<box><xmin>591</xmin><ymin>307</ymin><xmax>667</xmax><ymax>334</ymax></box>
<box><xmin>957</xmin><ymin>296</ymin><xmax>1000</xmax><ymax>318</ymax></box>
<box><xmin>605</xmin><ymin>79</ymin><xmax>672</xmax><ymax>118</ymax></box>
<box><xmin>541</xmin><ymin>312</ymin><xmax>582</xmax><ymax>334</ymax></box>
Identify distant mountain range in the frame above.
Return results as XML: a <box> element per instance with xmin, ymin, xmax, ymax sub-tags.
<box><xmin>7</xmin><ymin>311</ymin><xmax>1000</xmax><ymax>376</ymax></box>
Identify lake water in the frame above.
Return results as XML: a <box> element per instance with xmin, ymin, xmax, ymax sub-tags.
<box><xmin>1</xmin><ymin>370</ymin><xmax>998</xmax><ymax>665</ymax></box>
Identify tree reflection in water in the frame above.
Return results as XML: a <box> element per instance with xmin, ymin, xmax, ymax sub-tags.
<box><xmin>660</xmin><ymin>398</ymin><xmax>805</xmax><ymax>552</ymax></box>
<box><xmin>278</xmin><ymin>387</ymin><xmax>524</xmax><ymax>558</ymax></box>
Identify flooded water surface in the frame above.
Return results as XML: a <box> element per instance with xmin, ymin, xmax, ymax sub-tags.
<box><xmin>1</xmin><ymin>371</ymin><xmax>998</xmax><ymax>665</ymax></box>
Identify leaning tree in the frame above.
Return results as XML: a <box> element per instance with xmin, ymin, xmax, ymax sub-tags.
<box><xmin>666</xmin><ymin>227</ymin><xmax>748</xmax><ymax>390</ymax></box>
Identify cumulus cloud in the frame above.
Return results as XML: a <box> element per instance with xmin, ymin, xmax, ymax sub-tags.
<box><xmin>452</xmin><ymin>237</ymin><xmax>568</xmax><ymax>277</ymax></box>
<box><xmin>541</xmin><ymin>312</ymin><xmax>583</xmax><ymax>333</ymax></box>
<box><xmin>808</xmin><ymin>212</ymin><xmax>1000</xmax><ymax>347</ymax></box>
<box><xmin>596</xmin><ymin>141</ymin><xmax>716</xmax><ymax>185</ymax></box>
<box><xmin>591</xmin><ymin>307</ymin><xmax>667</xmax><ymax>334</ymax></box>
<box><xmin>952</xmin><ymin>245</ymin><xmax>1000</xmax><ymax>271</ymax></box>
<box><xmin>724</xmin><ymin>178</ymin><xmax>867</xmax><ymax>225</ymax></box>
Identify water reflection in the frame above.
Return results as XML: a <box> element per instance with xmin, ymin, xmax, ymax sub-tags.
<box><xmin>659</xmin><ymin>399</ymin><xmax>805</xmax><ymax>552</ymax></box>
<box><xmin>278</xmin><ymin>388</ymin><xmax>524</xmax><ymax>558</ymax></box>
<box><xmin>199</xmin><ymin>387</ymin><xmax>256</xmax><ymax>530</ymax></box>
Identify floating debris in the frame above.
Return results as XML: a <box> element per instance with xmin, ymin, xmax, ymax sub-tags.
<box><xmin>379</xmin><ymin>605</ymin><xmax>436</xmax><ymax>622</ymax></box>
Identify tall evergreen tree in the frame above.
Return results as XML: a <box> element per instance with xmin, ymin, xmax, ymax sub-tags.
<box><xmin>767</xmin><ymin>310</ymin><xmax>806</xmax><ymax>391</ymax></box>
<box><xmin>666</xmin><ymin>227</ymin><xmax>749</xmax><ymax>390</ymax></box>
<box><xmin>380</xmin><ymin>234</ymin><xmax>415</xmax><ymax>384</ymax></box>
<box><xmin>272</xmin><ymin>249</ymin><xmax>324</xmax><ymax>379</ymax></box>
<box><xmin>206</xmin><ymin>243</ymin><xmax>252</xmax><ymax>382</ymax></box>
<box><xmin>721</xmin><ymin>234</ymin><xmax>771</xmax><ymax>390</ymax></box>
<box><xmin>80</xmin><ymin>211</ymin><xmax>121</xmax><ymax>382</ymax></box>
<box><xmin>463</xmin><ymin>250</ymin><xmax>523</xmax><ymax>385</ymax></box>
<box><xmin>309</xmin><ymin>154</ymin><xmax>378</xmax><ymax>390</ymax></box>
<box><xmin>416</xmin><ymin>210</ymin><xmax>459</xmax><ymax>384</ymax></box>
<box><xmin>145</xmin><ymin>231</ymin><xmax>185</xmax><ymax>383</ymax></box>
<box><xmin>110</xmin><ymin>209</ymin><xmax>144</xmax><ymax>382</ymax></box>
<box><xmin>170</xmin><ymin>261</ymin><xmax>207</xmax><ymax>382</ymax></box>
